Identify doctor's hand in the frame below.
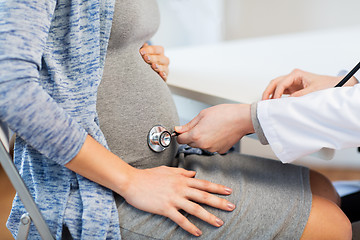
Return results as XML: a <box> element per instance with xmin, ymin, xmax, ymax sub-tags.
<box><xmin>262</xmin><ymin>69</ymin><xmax>358</xmax><ymax>100</ymax></box>
<box><xmin>122</xmin><ymin>166</ymin><xmax>235</xmax><ymax>237</ymax></box>
<box><xmin>175</xmin><ymin>104</ymin><xmax>254</xmax><ymax>154</ymax></box>
<box><xmin>140</xmin><ymin>43</ymin><xmax>169</xmax><ymax>81</ymax></box>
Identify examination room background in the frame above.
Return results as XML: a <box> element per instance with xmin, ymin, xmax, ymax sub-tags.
<box><xmin>1</xmin><ymin>0</ymin><xmax>360</xmax><ymax>239</ymax></box>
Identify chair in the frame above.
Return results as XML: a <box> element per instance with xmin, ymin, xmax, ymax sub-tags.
<box><xmin>0</xmin><ymin>121</ymin><xmax>54</xmax><ymax>239</ymax></box>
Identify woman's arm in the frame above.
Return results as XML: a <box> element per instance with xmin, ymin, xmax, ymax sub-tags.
<box><xmin>0</xmin><ymin>0</ymin><xmax>87</xmax><ymax>165</ymax></box>
<box><xmin>66</xmin><ymin>135</ymin><xmax>235</xmax><ymax>237</ymax></box>
<box><xmin>1</xmin><ymin>2</ymin><xmax>235</xmax><ymax>236</ymax></box>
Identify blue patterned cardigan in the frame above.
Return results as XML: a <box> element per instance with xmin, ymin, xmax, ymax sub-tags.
<box><xmin>0</xmin><ymin>0</ymin><xmax>121</xmax><ymax>238</ymax></box>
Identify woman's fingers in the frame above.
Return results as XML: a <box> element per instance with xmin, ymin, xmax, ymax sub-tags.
<box><xmin>139</xmin><ymin>44</ymin><xmax>169</xmax><ymax>81</ymax></box>
<box><xmin>185</xmin><ymin>186</ymin><xmax>235</xmax><ymax>211</ymax></box>
<box><xmin>151</xmin><ymin>62</ymin><xmax>168</xmax><ymax>78</ymax></box>
<box><xmin>140</xmin><ymin>44</ymin><xmax>164</xmax><ymax>55</ymax></box>
<box><xmin>124</xmin><ymin>166</ymin><xmax>234</xmax><ymax>237</ymax></box>
<box><xmin>143</xmin><ymin>54</ymin><xmax>170</xmax><ymax>66</ymax></box>
<box><xmin>179</xmin><ymin>199</ymin><xmax>224</xmax><ymax>228</ymax></box>
<box><xmin>169</xmin><ymin>178</ymin><xmax>235</xmax><ymax>235</ymax></box>
<box><xmin>188</xmin><ymin>177</ymin><xmax>232</xmax><ymax>195</ymax></box>
<box><xmin>167</xmin><ymin>209</ymin><xmax>203</xmax><ymax>237</ymax></box>
<box><xmin>186</xmin><ymin>178</ymin><xmax>235</xmax><ymax>212</ymax></box>
<box><xmin>140</xmin><ymin>45</ymin><xmax>169</xmax><ymax>65</ymax></box>
<box><xmin>174</xmin><ymin>167</ymin><xmax>197</xmax><ymax>178</ymax></box>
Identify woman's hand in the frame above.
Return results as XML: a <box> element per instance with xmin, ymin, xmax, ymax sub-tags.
<box><xmin>67</xmin><ymin>136</ymin><xmax>234</xmax><ymax>237</ymax></box>
<box><xmin>122</xmin><ymin>166</ymin><xmax>235</xmax><ymax>237</ymax></box>
<box><xmin>262</xmin><ymin>69</ymin><xmax>358</xmax><ymax>100</ymax></box>
<box><xmin>140</xmin><ymin>43</ymin><xmax>169</xmax><ymax>81</ymax></box>
<box><xmin>175</xmin><ymin>104</ymin><xmax>254</xmax><ymax>154</ymax></box>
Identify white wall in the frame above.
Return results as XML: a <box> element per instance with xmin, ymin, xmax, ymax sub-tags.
<box><xmin>154</xmin><ymin>0</ymin><xmax>360</xmax><ymax>46</ymax></box>
<box><xmin>224</xmin><ymin>0</ymin><xmax>360</xmax><ymax>40</ymax></box>
<box><xmin>152</xmin><ymin>0</ymin><xmax>223</xmax><ymax>48</ymax></box>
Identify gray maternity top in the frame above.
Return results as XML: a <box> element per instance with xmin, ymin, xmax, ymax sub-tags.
<box><xmin>97</xmin><ymin>0</ymin><xmax>312</xmax><ymax>239</ymax></box>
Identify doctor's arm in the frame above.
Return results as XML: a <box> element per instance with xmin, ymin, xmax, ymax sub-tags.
<box><xmin>257</xmin><ymin>85</ymin><xmax>360</xmax><ymax>163</ymax></box>
<box><xmin>176</xmin><ymin>83</ymin><xmax>360</xmax><ymax>163</ymax></box>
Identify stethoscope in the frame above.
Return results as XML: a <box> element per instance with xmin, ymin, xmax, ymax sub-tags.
<box><xmin>147</xmin><ymin>125</ymin><xmax>178</xmax><ymax>152</ymax></box>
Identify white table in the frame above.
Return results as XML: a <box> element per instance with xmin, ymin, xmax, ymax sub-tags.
<box><xmin>167</xmin><ymin>25</ymin><xmax>360</xmax><ymax>105</ymax></box>
<box><xmin>166</xmin><ymin>25</ymin><xmax>360</xmax><ymax>168</ymax></box>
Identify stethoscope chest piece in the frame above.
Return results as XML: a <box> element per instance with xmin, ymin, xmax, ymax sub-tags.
<box><xmin>148</xmin><ymin>125</ymin><xmax>172</xmax><ymax>152</ymax></box>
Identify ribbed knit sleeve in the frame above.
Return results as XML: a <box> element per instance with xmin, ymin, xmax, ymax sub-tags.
<box><xmin>0</xmin><ymin>0</ymin><xmax>87</xmax><ymax>165</ymax></box>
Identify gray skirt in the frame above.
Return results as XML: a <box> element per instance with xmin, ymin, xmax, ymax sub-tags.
<box><xmin>115</xmin><ymin>152</ymin><xmax>312</xmax><ymax>240</ymax></box>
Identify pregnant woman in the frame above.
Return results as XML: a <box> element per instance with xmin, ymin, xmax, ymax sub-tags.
<box><xmin>1</xmin><ymin>0</ymin><xmax>348</xmax><ymax>238</ymax></box>
<box><xmin>97</xmin><ymin>0</ymin><xmax>350</xmax><ymax>239</ymax></box>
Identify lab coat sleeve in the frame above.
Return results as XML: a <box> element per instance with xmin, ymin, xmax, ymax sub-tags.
<box><xmin>257</xmin><ymin>84</ymin><xmax>360</xmax><ymax>163</ymax></box>
<box><xmin>355</xmin><ymin>72</ymin><xmax>360</xmax><ymax>83</ymax></box>
<box><xmin>250</xmin><ymin>102</ymin><xmax>269</xmax><ymax>145</ymax></box>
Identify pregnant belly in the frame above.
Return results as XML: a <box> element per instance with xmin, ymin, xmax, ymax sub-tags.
<box><xmin>97</xmin><ymin>50</ymin><xmax>179</xmax><ymax>169</ymax></box>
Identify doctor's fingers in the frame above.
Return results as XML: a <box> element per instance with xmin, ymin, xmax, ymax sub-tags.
<box><xmin>262</xmin><ymin>76</ymin><xmax>285</xmax><ymax>100</ymax></box>
<box><xmin>290</xmin><ymin>87</ymin><xmax>315</xmax><ymax>97</ymax></box>
<box><xmin>262</xmin><ymin>74</ymin><xmax>303</xmax><ymax>100</ymax></box>
<box><xmin>175</xmin><ymin>115</ymin><xmax>202</xmax><ymax>135</ymax></box>
<box><xmin>272</xmin><ymin>78</ymin><xmax>298</xmax><ymax>99</ymax></box>
<box><xmin>176</xmin><ymin>131</ymin><xmax>194</xmax><ymax>145</ymax></box>
<box><xmin>176</xmin><ymin>128</ymin><xmax>205</xmax><ymax>147</ymax></box>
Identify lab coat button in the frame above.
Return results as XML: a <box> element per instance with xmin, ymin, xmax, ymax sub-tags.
<box><xmin>272</xmin><ymin>143</ymin><xmax>283</xmax><ymax>153</ymax></box>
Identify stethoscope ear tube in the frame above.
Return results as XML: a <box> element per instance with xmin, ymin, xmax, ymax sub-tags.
<box><xmin>335</xmin><ymin>61</ymin><xmax>360</xmax><ymax>87</ymax></box>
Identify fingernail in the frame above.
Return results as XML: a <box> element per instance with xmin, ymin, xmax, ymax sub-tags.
<box><xmin>216</xmin><ymin>218</ymin><xmax>224</xmax><ymax>227</ymax></box>
<box><xmin>154</xmin><ymin>64</ymin><xmax>159</xmax><ymax>70</ymax></box>
<box><xmin>227</xmin><ymin>202</ymin><xmax>235</xmax><ymax>210</ymax></box>
<box><xmin>146</xmin><ymin>56</ymin><xmax>151</xmax><ymax>61</ymax></box>
<box><xmin>195</xmin><ymin>229</ymin><xmax>202</xmax><ymax>236</ymax></box>
<box><xmin>162</xmin><ymin>71</ymin><xmax>166</xmax><ymax>77</ymax></box>
<box><xmin>224</xmin><ymin>187</ymin><xmax>232</xmax><ymax>194</ymax></box>
<box><xmin>140</xmin><ymin>50</ymin><xmax>146</xmax><ymax>55</ymax></box>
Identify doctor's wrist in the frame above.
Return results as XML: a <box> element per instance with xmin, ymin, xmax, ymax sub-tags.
<box><xmin>242</xmin><ymin>104</ymin><xmax>254</xmax><ymax>135</ymax></box>
<box><xmin>250</xmin><ymin>102</ymin><xmax>269</xmax><ymax>145</ymax></box>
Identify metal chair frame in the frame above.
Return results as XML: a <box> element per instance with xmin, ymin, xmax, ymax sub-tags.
<box><xmin>0</xmin><ymin>138</ymin><xmax>54</xmax><ymax>239</ymax></box>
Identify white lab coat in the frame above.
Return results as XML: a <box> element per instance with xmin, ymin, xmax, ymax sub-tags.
<box><xmin>257</xmin><ymin>83</ymin><xmax>360</xmax><ymax>163</ymax></box>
